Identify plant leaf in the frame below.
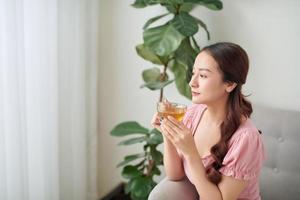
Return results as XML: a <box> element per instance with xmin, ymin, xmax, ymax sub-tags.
<box><xmin>193</xmin><ymin>16</ymin><xmax>210</xmax><ymax>40</ymax></box>
<box><xmin>117</xmin><ymin>153</ymin><xmax>145</xmax><ymax>168</ymax></box>
<box><xmin>190</xmin><ymin>36</ymin><xmax>200</xmax><ymax>53</ymax></box>
<box><xmin>140</xmin><ymin>79</ymin><xmax>174</xmax><ymax>90</ymax></box>
<box><xmin>143</xmin><ymin>13</ymin><xmax>170</xmax><ymax>30</ymax></box>
<box><xmin>147</xmin><ymin>129</ymin><xmax>163</xmax><ymax>145</ymax></box>
<box><xmin>179</xmin><ymin>3</ymin><xmax>195</xmax><ymax>12</ymax></box>
<box><xmin>160</xmin><ymin>0</ymin><xmax>184</xmax><ymax>11</ymax></box>
<box><xmin>150</xmin><ymin>147</ymin><xmax>163</xmax><ymax>164</ymax></box>
<box><xmin>169</xmin><ymin>61</ymin><xmax>192</xmax><ymax>100</ymax></box>
<box><xmin>148</xmin><ymin>0</ymin><xmax>162</xmax><ymax>5</ymax></box>
<box><xmin>136</xmin><ymin>44</ymin><xmax>163</xmax><ymax>65</ymax></box>
<box><xmin>132</xmin><ymin>0</ymin><xmax>164</xmax><ymax>8</ymax></box>
<box><xmin>131</xmin><ymin>0</ymin><xmax>148</xmax><ymax>8</ymax></box>
<box><xmin>118</xmin><ymin>136</ymin><xmax>147</xmax><ymax>145</ymax></box>
<box><xmin>171</xmin><ymin>12</ymin><xmax>198</xmax><ymax>37</ymax></box>
<box><xmin>152</xmin><ymin>165</ymin><xmax>161</xmax><ymax>175</ymax></box>
<box><xmin>161</xmin><ymin>0</ymin><xmax>184</xmax><ymax>4</ymax></box>
<box><xmin>142</xmin><ymin>67</ymin><xmax>161</xmax><ymax>83</ymax></box>
<box><xmin>183</xmin><ymin>0</ymin><xmax>223</xmax><ymax>10</ymax></box>
<box><xmin>143</xmin><ymin>24</ymin><xmax>185</xmax><ymax>56</ymax></box>
<box><xmin>122</xmin><ymin>165</ymin><xmax>143</xmax><ymax>179</ymax></box>
<box><xmin>130</xmin><ymin>177</ymin><xmax>154</xmax><ymax>198</ymax></box>
<box><xmin>174</xmin><ymin>38</ymin><xmax>197</xmax><ymax>71</ymax></box>
<box><xmin>111</xmin><ymin>121</ymin><xmax>149</xmax><ymax>136</ymax></box>
<box><xmin>125</xmin><ymin>179</ymin><xmax>134</xmax><ymax>194</ymax></box>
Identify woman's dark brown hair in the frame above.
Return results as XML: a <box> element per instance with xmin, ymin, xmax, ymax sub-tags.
<box><xmin>201</xmin><ymin>42</ymin><xmax>253</xmax><ymax>184</ymax></box>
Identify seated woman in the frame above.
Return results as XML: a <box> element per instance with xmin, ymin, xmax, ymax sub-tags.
<box><xmin>150</xmin><ymin>42</ymin><xmax>266</xmax><ymax>200</ymax></box>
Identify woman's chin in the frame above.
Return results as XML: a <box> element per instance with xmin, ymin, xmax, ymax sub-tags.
<box><xmin>191</xmin><ymin>97</ymin><xmax>204</xmax><ymax>104</ymax></box>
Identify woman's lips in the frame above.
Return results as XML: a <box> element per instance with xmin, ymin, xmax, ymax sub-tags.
<box><xmin>192</xmin><ymin>92</ymin><xmax>200</xmax><ymax>96</ymax></box>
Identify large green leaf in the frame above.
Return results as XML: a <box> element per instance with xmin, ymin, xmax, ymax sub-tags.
<box><xmin>130</xmin><ymin>177</ymin><xmax>155</xmax><ymax>198</ymax></box>
<box><xmin>163</xmin><ymin>0</ymin><xmax>184</xmax><ymax>3</ymax></box>
<box><xmin>175</xmin><ymin>38</ymin><xmax>197</xmax><ymax>70</ymax></box>
<box><xmin>118</xmin><ymin>136</ymin><xmax>147</xmax><ymax>145</ymax></box>
<box><xmin>193</xmin><ymin>16</ymin><xmax>210</xmax><ymax>40</ymax></box>
<box><xmin>179</xmin><ymin>3</ymin><xmax>195</xmax><ymax>12</ymax></box>
<box><xmin>183</xmin><ymin>0</ymin><xmax>223</xmax><ymax>10</ymax></box>
<box><xmin>147</xmin><ymin>0</ymin><xmax>162</xmax><ymax>5</ymax></box>
<box><xmin>143</xmin><ymin>24</ymin><xmax>185</xmax><ymax>56</ymax></box>
<box><xmin>169</xmin><ymin>61</ymin><xmax>192</xmax><ymax>99</ymax></box>
<box><xmin>143</xmin><ymin>13</ymin><xmax>170</xmax><ymax>30</ymax></box>
<box><xmin>150</xmin><ymin>147</ymin><xmax>163</xmax><ymax>164</ymax></box>
<box><xmin>151</xmin><ymin>165</ymin><xmax>161</xmax><ymax>175</ymax></box>
<box><xmin>171</xmin><ymin>12</ymin><xmax>198</xmax><ymax>37</ymax></box>
<box><xmin>131</xmin><ymin>0</ymin><xmax>162</xmax><ymax>8</ymax></box>
<box><xmin>117</xmin><ymin>153</ymin><xmax>145</xmax><ymax>168</ymax></box>
<box><xmin>140</xmin><ymin>79</ymin><xmax>174</xmax><ymax>90</ymax></box>
<box><xmin>122</xmin><ymin>165</ymin><xmax>143</xmax><ymax>179</ymax></box>
<box><xmin>125</xmin><ymin>179</ymin><xmax>134</xmax><ymax>194</ymax></box>
<box><xmin>147</xmin><ymin>129</ymin><xmax>163</xmax><ymax>145</ymax></box>
<box><xmin>161</xmin><ymin>0</ymin><xmax>185</xmax><ymax>12</ymax></box>
<box><xmin>131</xmin><ymin>0</ymin><xmax>148</xmax><ymax>8</ymax></box>
<box><xmin>111</xmin><ymin>121</ymin><xmax>149</xmax><ymax>136</ymax></box>
<box><xmin>142</xmin><ymin>67</ymin><xmax>161</xmax><ymax>83</ymax></box>
<box><xmin>190</xmin><ymin>36</ymin><xmax>200</xmax><ymax>53</ymax></box>
<box><xmin>136</xmin><ymin>44</ymin><xmax>163</xmax><ymax>65</ymax></box>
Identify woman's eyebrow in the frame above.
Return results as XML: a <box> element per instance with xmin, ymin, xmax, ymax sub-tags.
<box><xmin>193</xmin><ymin>67</ymin><xmax>212</xmax><ymax>73</ymax></box>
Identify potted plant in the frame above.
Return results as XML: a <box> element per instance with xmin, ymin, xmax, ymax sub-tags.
<box><xmin>110</xmin><ymin>1</ymin><xmax>223</xmax><ymax>199</ymax></box>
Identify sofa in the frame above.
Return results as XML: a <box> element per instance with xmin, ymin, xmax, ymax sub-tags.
<box><xmin>252</xmin><ymin>104</ymin><xmax>300</xmax><ymax>200</ymax></box>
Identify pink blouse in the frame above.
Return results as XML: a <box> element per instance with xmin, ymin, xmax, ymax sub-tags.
<box><xmin>181</xmin><ymin>104</ymin><xmax>266</xmax><ymax>200</ymax></box>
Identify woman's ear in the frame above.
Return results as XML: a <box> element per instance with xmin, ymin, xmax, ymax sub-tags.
<box><xmin>225</xmin><ymin>82</ymin><xmax>237</xmax><ymax>93</ymax></box>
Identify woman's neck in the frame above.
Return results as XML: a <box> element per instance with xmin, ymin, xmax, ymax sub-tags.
<box><xmin>204</xmin><ymin>98</ymin><xmax>228</xmax><ymax>126</ymax></box>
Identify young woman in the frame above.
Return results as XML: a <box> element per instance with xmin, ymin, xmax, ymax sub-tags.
<box><xmin>149</xmin><ymin>42</ymin><xmax>266</xmax><ymax>200</ymax></box>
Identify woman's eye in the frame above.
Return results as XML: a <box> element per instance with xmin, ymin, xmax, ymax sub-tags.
<box><xmin>200</xmin><ymin>74</ymin><xmax>207</xmax><ymax>78</ymax></box>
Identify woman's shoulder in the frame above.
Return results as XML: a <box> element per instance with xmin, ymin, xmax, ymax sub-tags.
<box><xmin>220</xmin><ymin>118</ymin><xmax>266</xmax><ymax>180</ymax></box>
<box><xmin>229</xmin><ymin>118</ymin><xmax>263</xmax><ymax>146</ymax></box>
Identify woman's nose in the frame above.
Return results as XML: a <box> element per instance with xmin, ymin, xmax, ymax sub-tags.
<box><xmin>189</xmin><ymin>74</ymin><xmax>198</xmax><ymax>88</ymax></box>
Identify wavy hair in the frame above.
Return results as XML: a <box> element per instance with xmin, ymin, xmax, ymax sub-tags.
<box><xmin>201</xmin><ymin>42</ymin><xmax>253</xmax><ymax>184</ymax></box>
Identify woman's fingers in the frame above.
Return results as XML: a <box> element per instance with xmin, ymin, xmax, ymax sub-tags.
<box><xmin>151</xmin><ymin>113</ymin><xmax>161</xmax><ymax>126</ymax></box>
<box><xmin>164</xmin><ymin>117</ymin><xmax>183</xmax><ymax>137</ymax></box>
<box><xmin>166</xmin><ymin>116</ymin><xmax>184</xmax><ymax>130</ymax></box>
<box><xmin>161</xmin><ymin>124</ymin><xmax>174</xmax><ymax>141</ymax></box>
<box><xmin>154</xmin><ymin>124</ymin><xmax>162</xmax><ymax>132</ymax></box>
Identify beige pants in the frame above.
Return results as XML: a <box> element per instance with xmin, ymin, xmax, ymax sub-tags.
<box><xmin>148</xmin><ymin>177</ymin><xmax>199</xmax><ymax>200</ymax></box>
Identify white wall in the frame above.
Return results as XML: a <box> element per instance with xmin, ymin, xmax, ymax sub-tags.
<box><xmin>98</xmin><ymin>0</ymin><xmax>300</xmax><ymax>197</ymax></box>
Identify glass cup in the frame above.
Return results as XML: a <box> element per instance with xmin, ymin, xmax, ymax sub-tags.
<box><xmin>157</xmin><ymin>101</ymin><xmax>187</xmax><ymax>122</ymax></box>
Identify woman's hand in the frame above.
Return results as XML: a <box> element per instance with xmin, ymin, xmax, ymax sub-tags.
<box><xmin>151</xmin><ymin>112</ymin><xmax>162</xmax><ymax>132</ymax></box>
<box><xmin>161</xmin><ymin>116</ymin><xmax>198</xmax><ymax>157</ymax></box>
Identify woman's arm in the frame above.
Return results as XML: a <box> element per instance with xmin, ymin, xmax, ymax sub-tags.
<box><xmin>185</xmin><ymin>153</ymin><xmax>248</xmax><ymax>200</ymax></box>
<box><xmin>162</xmin><ymin>135</ymin><xmax>185</xmax><ymax>180</ymax></box>
<box><xmin>162</xmin><ymin>116</ymin><xmax>248</xmax><ymax>200</ymax></box>
<box><xmin>151</xmin><ymin>113</ymin><xmax>185</xmax><ymax>180</ymax></box>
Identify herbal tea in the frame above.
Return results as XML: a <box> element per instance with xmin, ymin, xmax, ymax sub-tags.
<box><xmin>157</xmin><ymin>102</ymin><xmax>187</xmax><ymax>121</ymax></box>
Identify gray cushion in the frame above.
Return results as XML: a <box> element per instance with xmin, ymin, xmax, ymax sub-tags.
<box><xmin>252</xmin><ymin>104</ymin><xmax>300</xmax><ymax>200</ymax></box>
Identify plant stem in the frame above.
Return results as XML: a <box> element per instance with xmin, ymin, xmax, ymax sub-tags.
<box><xmin>146</xmin><ymin>159</ymin><xmax>154</xmax><ymax>177</ymax></box>
<box><xmin>159</xmin><ymin>64</ymin><xmax>168</xmax><ymax>102</ymax></box>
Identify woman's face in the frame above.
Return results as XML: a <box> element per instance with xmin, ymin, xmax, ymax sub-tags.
<box><xmin>189</xmin><ymin>51</ymin><xmax>230</xmax><ymax>105</ymax></box>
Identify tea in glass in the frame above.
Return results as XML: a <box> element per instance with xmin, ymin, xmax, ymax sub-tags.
<box><xmin>157</xmin><ymin>102</ymin><xmax>187</xmax><ymax>122</ymax></box>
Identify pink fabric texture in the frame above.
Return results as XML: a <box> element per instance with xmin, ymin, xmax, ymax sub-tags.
<box><xmin>181</xmin><ymin>104</ymin><xmax>266</xmax><ymax>200</ymax></box>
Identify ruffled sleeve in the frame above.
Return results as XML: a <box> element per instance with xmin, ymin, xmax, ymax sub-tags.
<box><xmin>219</xmin><ymin>129</ymin><xmax>266</xmax><ymax>180</ymax></box>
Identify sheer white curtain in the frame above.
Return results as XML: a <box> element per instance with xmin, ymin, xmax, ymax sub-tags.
<box><xmin>0</xmin><ymin>0</ymin><xmax>100</xmax><ymax>200</ymax></box>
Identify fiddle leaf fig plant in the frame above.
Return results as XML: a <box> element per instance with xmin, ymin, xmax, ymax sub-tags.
<box><xmin>110</xmin><ymin>0</ymin><xmax>223</xmax><ymax>199</ymax></box>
